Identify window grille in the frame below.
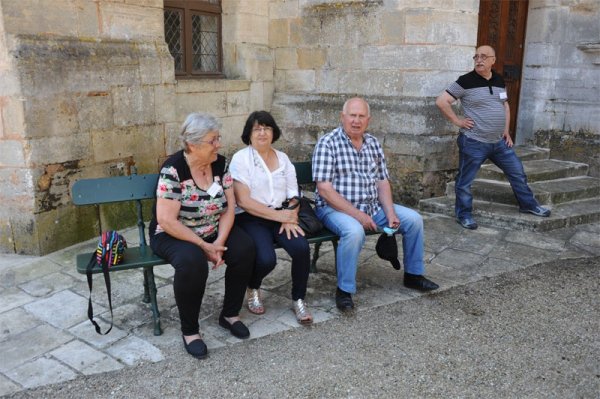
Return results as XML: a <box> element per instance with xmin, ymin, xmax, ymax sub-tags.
<box><xmin>164</xmin><ymin>1</ymin><xmax>222</xmax><ymax>78</ymax></box>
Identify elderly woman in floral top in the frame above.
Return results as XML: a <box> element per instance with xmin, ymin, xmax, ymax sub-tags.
<box><xmin>149</xmin><ymin>113</ymin><xmax>255</xmax><ymax>359</ymax></box>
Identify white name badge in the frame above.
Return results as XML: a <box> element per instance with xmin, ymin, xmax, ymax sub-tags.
<box><xmin>499</xmin><ymin>92</ymin><xmax>508</xmax><ymax>100</ymax></box>
<box><xmin>207</xmin><ymin>182</ymin><xmax>222</xmax><ymax>197</ymax></box>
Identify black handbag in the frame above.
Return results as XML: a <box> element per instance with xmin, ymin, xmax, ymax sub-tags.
<box><xmin>297</xmin><ymin>197</ymin><xmax>324</xmax><ymax>236</ymax></box>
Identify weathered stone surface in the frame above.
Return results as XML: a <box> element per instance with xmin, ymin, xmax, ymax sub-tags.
<box><xmin>0</xmin><ymin>374</ymin><xmax>20</xmax><ymax>397</ymax></box>
<box><xmin>50</xmin><ymin>340</ymin><xmax>124</xmax><ymax>375</ymax></box>
<box><xmin>112</xmin><ymin>85</ymin><xmax>156</xmax><ymax>127</ymax></box>
<box><xmin>0</xmin><ymin>96</ymin><xmax>25</xmax><ymax>138</ymax></box>
<box><xmin>268</xmin><ymin>18</ymin><xmax>290</xmax><ymax>47</ymax></box>
<box><xmin>0</xmin><ymin>307</ymin><xmax>41</xmax><ymax>341</ymax></box>
<box><xmin>69</xmin><ymin>319</ymin><xmax>129</xmax><ymax>349</ymax></box>
<box><xmin>2</xmin><ymin>0</ymin><xmax>80</xmax><ymax>37</ymax></box>
<box><xmin>5</xmin><ymin>357</ymin><xmax>78</xmax><ymax>389</ymax></box>
<box><xmin>534</xmin><ymin>130</ymin><xmax>600</xmax><ymax>178</ymax></box>
<box><xmin>154</xmin><ymin>84</ymin><xmax>176</xmax><ymax>124</ymax></box>
<box><xmin>91</xmin><ymin>125</ymin><xmax>163</xmax><ymax>163</ymax></box>
<box><xmin>98</xmin><ymin>2</ymin><xmax>164</xmax><ymax>41</ymax></box>
<box><xmin>24</xmin><ymin>290</ymin><xmax>93</xmax><ymax>329</ymax></box>
<box><xmin>269</xmin><ymin>0</ymin><xmax>300</xmax><ymax>19</ymax></box>
<box><xmin>225</xmin><ymin>12</ymin><xmax>269</xmax><ymax>45</ymax></box>
<box><xmin>176</xmin><ymin>91</ymin><xmax>227</xmax><ymax>118</ymax></box>
<box><xmin>404</xmin><ymin>9</ymin><xmax>477</xmax><ymax>45</ymax></box>
<box><xmin>27</xmin><ymin>134</ymin><xmax>91</xmax><ymax>165</ymax></box>
<box><xmin>105</xmin><ymin>336</ymin><xmax>164</xmax><ymax>365</ymax></box>
<box><xmin>517</xmin><ymin>2</ymin><xmax>600</xmax><ymax>142</ymax></box>
<box><xmin>0</xmin><ymin>323</ymin><xmax>73</xmax><ymax>373</ymax></box>
<box><xmin>76</xmin><ymin>91</ymin><xmax>114</xmax><ymax>132</ymax></box>
<box><xmin>0</xmin><ymin>140</ymin><xmax>25</xmax><ymax>167</ymax></box>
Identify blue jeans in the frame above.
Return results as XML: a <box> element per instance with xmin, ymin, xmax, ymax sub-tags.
<box><xmin>455</xmin><ymin>135</ymin><xmax>539</xmax><ymax>220</ymax></box>
<box><xmin>315</xmin><ymin>204</ymin><xmax>425</xmax><ymax>294</ymax></box>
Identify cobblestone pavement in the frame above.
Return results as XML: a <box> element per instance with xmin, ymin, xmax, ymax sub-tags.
<box><xmin>0</xmin><ymin>214</ymin><xmax>599</xmax><ymax>396</ymax></box>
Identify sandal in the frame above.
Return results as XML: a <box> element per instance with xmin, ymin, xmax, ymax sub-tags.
<box><xmin>247</xmin><ymin>288</ymin><xmax>265</xmax><ymax>315</ymax></box>
<box><xmin>292</xmin><ymin>299</ymin><xmax>313</xmax><ymax>325</ymax></box>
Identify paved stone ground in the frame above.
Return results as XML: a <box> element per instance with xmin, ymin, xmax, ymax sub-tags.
<box><xmin>0</xmin><ymin>213</ymin><xmax>599</xmax><ymax>396</ymax></box>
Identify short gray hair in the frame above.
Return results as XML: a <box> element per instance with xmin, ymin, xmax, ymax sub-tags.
<box><xmin>180</xmin><ymin>112</ymin><xmax>221</xmax><ymax>151</ymax></box>
<box><xmin>342</xmin><ymin>97</ymin><xmax>371</xmax><ymax>117</ymax></box>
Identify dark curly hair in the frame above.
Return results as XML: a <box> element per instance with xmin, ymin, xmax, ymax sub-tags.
<box><xmin>241</xmin><ymin>111</ymin><xmax>282</xmax><ymax>145</ymax></box>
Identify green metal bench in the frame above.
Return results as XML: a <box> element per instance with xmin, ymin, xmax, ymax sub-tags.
<box><xmin>71</xmin><ymin>162</ymin><xmax>373</xmax><ymax>335</ymax></box>
<box><xmin>72</xmin><ymin>173</ymin><xmax>164</xmax><ymax>336</ymax></box>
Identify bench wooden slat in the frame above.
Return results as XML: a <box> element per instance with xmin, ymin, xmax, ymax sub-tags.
<box><xmin>72</xmin><ymin>174</ymin><xmax>159</xmax><ymax>205</ymax></box>
<box><xmin>76</xmin><ymin>246</ymin><xmax>166</xmax><ymax>274</ymax></box>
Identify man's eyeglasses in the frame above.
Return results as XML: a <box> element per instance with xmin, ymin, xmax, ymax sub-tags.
<box><xmin>199</xmin><ymin>136</ymin><xmax>221</xmax><ymax>146</ymax></box>
<box><xmin>473</xmin><ymin>54</ymin><xmax>495</xmax><ymax>61</ymax></box>
<box><xmin>252</xmin><ymin>126</ymin><xmax>273</xmax><ymax>133</ymax></box>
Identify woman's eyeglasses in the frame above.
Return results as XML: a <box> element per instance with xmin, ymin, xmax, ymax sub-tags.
<box><xmin>252</xmin><ymin>126</ymin><xmax>273</xmax><ymax>133</ymax></box>
<box><xmin>199</xmin><ymin>136</ymin><xmax>221</xmax><ymax>146</ymax></box>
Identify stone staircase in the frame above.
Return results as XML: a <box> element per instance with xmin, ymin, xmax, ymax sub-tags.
<box><xmin>419</xmin><ymin>146</ymin><xmax>600</xmax><ymax>231</ymax></box>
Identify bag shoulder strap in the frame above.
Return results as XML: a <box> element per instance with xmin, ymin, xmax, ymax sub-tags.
<box><xmin>86</xmin><ymin>240</ymin><xmax>114</xmax><ymax>335</ymax></box>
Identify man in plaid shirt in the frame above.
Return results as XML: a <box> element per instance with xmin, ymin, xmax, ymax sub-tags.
<box><xmin>312</xmin><ymin>97</ymin><xmax>439</xmax><ymax>311</ymax></box>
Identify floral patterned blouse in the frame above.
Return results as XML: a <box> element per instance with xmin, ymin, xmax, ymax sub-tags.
<box><xmin>150</xmin><ymin>151</ymin><xmax>233</xmax><ymax>239</ymax></box>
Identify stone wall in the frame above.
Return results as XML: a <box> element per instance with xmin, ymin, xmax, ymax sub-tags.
<box><xmin>269</xmin><ymin>0</ymin><xmax>478</xmax><ymax>205</ymax></box>
<box><xmin>0</xmin><ymin>0</ymin><xmax>268</xmax><ymax>254</ymax></box>
<box><xmin>3</xmin><ymin>0</ymin><xmax>597</xmax><ymax>255</ymax></box>
<box><xmin>0</xmin><ymin>0</ymin><xmax>175</xmax><ymax>254</ymax></box>
<box><xmin>518</xmin><ymin>0</ymin><xmax>600</xmax><ymax>176</ymax></box>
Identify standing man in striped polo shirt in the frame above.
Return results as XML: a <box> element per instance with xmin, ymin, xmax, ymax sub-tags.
<box><xmin>312</xmin><ymin>97</ymin><xmax>439</xmax><ymax>312</ymax></box>
<box><xmin>436</xmin><ymin>45</ymin><xmax>551</xmax><ymax>230</ymax></box>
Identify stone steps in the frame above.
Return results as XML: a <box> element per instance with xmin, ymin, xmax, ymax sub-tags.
<box><xmin>419</xmin><ymin>145</ymin><xmax>600</xmax><ymax>231</ymax></box>
<box><xmin>419</xmin><ymin>196</ymin><xmax>600</xmax><ymax>232</ymax></box>
<box><xmin>479</xmin><ymin>159</ymin><xmax>589</xmax><ymax>182</ymax></box>
<box><xmin>446</xmin><ymin>176</ymin><xmax>600</xmax><ymax>206</ymax></box>
<box><xmin>512</xmin><ymin>146</ymin><xmax>550</xmax><ymax>161</ymax></box>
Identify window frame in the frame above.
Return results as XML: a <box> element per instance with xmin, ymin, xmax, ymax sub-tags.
<box><xmin>164</xmin><ymin>0</ymin><xmax>223</xmax><ymax>79</ymax></box>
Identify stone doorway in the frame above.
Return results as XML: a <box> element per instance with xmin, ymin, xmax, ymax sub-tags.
<box><xmin>477</xmin><ymin>0</ymin><xmax>529</xmax><ymax>141</ymax></box>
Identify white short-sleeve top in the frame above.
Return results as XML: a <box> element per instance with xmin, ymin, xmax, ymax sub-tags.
<box><xmin>229</xmin><ymin>146</ymin><xmax>299</xmax><ymax>213</ymax></box>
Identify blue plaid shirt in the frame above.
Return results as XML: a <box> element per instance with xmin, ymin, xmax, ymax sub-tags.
<box><xmin>312</xmin><ymin>126</ymin><xmax>389</xmax><ymax>217</ymax></box>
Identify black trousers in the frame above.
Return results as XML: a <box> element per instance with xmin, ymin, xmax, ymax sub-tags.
<box><xmin>235</xmin><ymin>212</ymin><xmax>310</xmax><ymax>301</ymax></box>
<box><xmin>150</xmin><ymin>225</ymin><xmax>255</xmax><ymax>336</ymax></box>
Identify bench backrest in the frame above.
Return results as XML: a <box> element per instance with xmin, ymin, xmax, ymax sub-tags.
<box><xmin>72</xmin><ymin>163</ymin><xmax>313</xmax><ymax>205</ymax></box>
<box><xmin>72</xmin><ymin>174</ymin><xmax>159</xmax><ymax>205</ymax></box>
<box><xmin>293</xmin><ymin>161</ymin><xmax>313</xmax><ymax>185</ymax></box>
<box><xmin>71</xmin><ymin>163</ymin><xmax>314</xmax><ymax>244</ymax></box>
<box><xmin>72</xmin><ymin>174</ymin><xmax>159</xmax><ymax>247</ymax></box>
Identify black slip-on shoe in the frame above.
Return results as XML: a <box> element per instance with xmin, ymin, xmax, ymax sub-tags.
<box><xmin>219</xmin><ymin>315</ymin><xmax>250</xmax><ymax>339</ymax></box>
<box><xmin>335</xmin><ymin>288</ymin><xmax>354</xmax><ymax>312</ymax></box>
<box><xmin>182</xmin><ymin>336</ymin><xmax>208</xmax><ymax>359</ymax></box>
<box><xmin>403</xmin><ymin>274</ymin><xmax>440</xmax><ymax>292</ymax></box>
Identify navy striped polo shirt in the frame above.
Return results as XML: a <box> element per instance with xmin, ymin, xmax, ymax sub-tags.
<box><xmin>446</xmin><ymin>70</ymin><xmax>508</xmax><ymax>143</ymax></box>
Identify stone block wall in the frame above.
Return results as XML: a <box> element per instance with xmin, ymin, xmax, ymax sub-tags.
<box><xmin>0</xmin><ymin>0</ymin><xmax>269</xmax><ymax>254</ymax></box>
<box><xmin>518</xmin><ymin>0</ymin><xmax>600</xmax><ymax>176</ymax></box>
<box><xmin>0</xmin><ymin>0</ymin><xmax>176</xmax><ymax>254</ymax></box>
<box><xmin>269</xmin><ymin>0</ymin><xmax>478</xmax><ymax>205</ymax></box>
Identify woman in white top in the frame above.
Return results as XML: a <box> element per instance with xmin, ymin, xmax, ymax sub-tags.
<box><xmin>229</xmin><ymin>111</ymin><xmax>312</xmax><ymax>325</ymax></box>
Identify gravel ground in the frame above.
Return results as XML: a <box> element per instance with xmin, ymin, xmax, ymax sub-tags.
<box><xmin>7</xmin><ymin>256</ymin><xmax>599</xmax><ymax>399</ymax></box>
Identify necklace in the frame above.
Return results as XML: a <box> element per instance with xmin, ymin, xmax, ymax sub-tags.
<box><xmin>184</xmin><ymin>151</ymin><xmax>210</xmax><ymax>177</ymax></box>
